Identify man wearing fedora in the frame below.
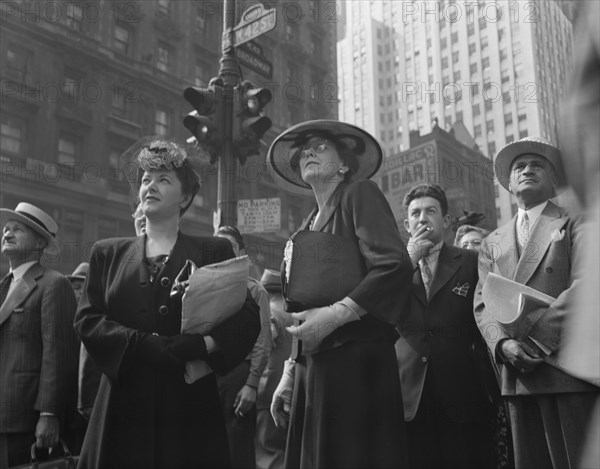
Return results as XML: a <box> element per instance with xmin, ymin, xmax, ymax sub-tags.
<box><xmin>473</xmin><ymin>137</ymin><xmax>599</xmax><ymax>468</ymax></box>
<box><xmin>0</xmin><ymin>202</ymin><xmax>79</xmax><ymax>467</ymax></box>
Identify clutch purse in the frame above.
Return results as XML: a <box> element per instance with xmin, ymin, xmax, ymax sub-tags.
<box><xmin>283</xmin><ymin>230</ymin><xmax>366</xmax><ymax>312</ymax></box>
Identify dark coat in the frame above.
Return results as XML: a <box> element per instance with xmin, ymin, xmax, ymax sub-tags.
<box><xmin>395</xmin><ymin>244</ymin><xmax>492</xmax><ymax>422</ymax></box>
<box><xmin>0</xmin><ymin>262</ymin><xmax>78</xmax><ymax>432</ymax></box>
<box><xmin>284</xmin><ymin>179</ymin><xmax>412</xmax><ymax>469</ymax></box>
<box><xmin>74</xmin><ymin>233</ymin><xmax>260</xmax><ymax>469</ymax></box>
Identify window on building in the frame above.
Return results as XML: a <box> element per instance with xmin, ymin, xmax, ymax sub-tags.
<box><xmin>503</xmin><ymin>91</ymin><xmax>511</xmax><ymax>104</ymax></box>
<box><xmin>157</xmin><ymin>0</ymin><xmax>170</xmax><ymax>15</ymax></box>
<box><xmin>114</xmin><ymin>24</ymin><xmax>131</xmax><ymax>55</ymax></box>
<box><xmin>481</xmin><ymin>35</ymin><xmax>489</xmax><ymax>50</ymax></box>
<box><xmin>155</xmin><ymin>108</ymin><xmax>170</xmax><ymax>136</ymax></box>
<box><xmin>157</xmin><ymin>43</ymin><xmax>170</xmax><ymax>72</ymax></box>
<box><xmin>519</xmin><ymin>129</ymin><xmax>528</xmax><ymax>139</ymax></box>
<box><xmin>484</xmin><ymin>99</ymin><xmax>493</xmax><ymax>112</ymax></box>
<box><xmin>478</xmin><ymin>17</ymin><xmax>487</xmax><ymax>30</ymax></box>
<box><xmin>112</xmin><ymin>87</ymin><xmax>126</xmax><ymax>114</ymax></box>
<box><xmin>486</xmin><ymin>120</ymin><xmax>494</xmax><ymax>133</ymax></box>
<box><xmin>195</xmin><ymin>59</ymin><xmax>210</xmax><ymax>86</ymax></box>
<box><xmin>472</xmin><ymin>104</ymin><xmax>481</xmax><ymax>117</ymax></box>
<box><xmin>6</xmin><ymin>44</ymin><xmax>31</xmax><ymax>81</ymax></box>
<box><xmin>62</xmin><ymin>72</ymin><xmax>81</xmax><ymax>104</ymax></box>
<box><xmin>469</xmin><ymin>62</ymin><xmax>477</xmax><ymax>75</ymax></box>
<box><xmin>467</xmin><ymin>23</ymin><xmax>475</xmax><ymax>36</ymax></box>
<box><xmin>427</xmin><ymin>38</ymin><xmax>432</xmax><ymax>48</ymax></box>
<box><xmin>442</xmin><ymin>57</ymin><xmax>449</xmax><ymax>69</ymax></box>
<box><xmin>504</xmin><ymin>113</ymin><xmax>513</xmax><ymax>125</ymax></box>
<box><xmin>451</xmin><ymin>32</ymin><xmax>458</xmax><ymax>43</ymax></box>
<box><xmin>441</xmin><ymin>38</ymin><xmax>447</xmax><ymax>49</ymax></box>
<box><xmin>487</xmin><ymin>141</ymin><xmax>496</xmax><ymax>156</ymax></box>
<box><xmin>474</xmin><ymin>124</ymin><xmax>482</xmax><ymax>138</ymax></box>
<box><xmin>456</xmin><ymin>111</ymin><xmax>463</xmax><ymax>122</ymax></box>
<box><xmin>452</xmin><ymin>51</ymin><xmax>459</xmax><ymax>63</ymax></box>
<box><xmin>1</xmin><ymin>115</ymin><xmax>26</xmax><ymax>157</ymax></box>
<box><xmin>482</xmin><ymin>57</ymin><xmax>490</xmax><ymax>69</ymax></box>
<box><xmin>518</xmin><ymin>113</ymin><xmax>526</xmax><ymax>122</ymax></box>
<box><xmin>468</xmin><ymin>43</ymin><xmax>476</xmax><ymax>55</ymax></box>
<box><xmin>427</xmin><ymin>56</ymin><xmax>433</xmax><ymax>67</ymax></box>
<box><xmin>66</xmin><ymin>3</ymin><xmax>83</xmax><ymax>30</ymax></box>
<box><xmin>499</xmin><ymin>48</ymin><xmax>507</xmax><ymax>61</ymax></box>
<box><xmin>58</xmin><ymin>135</ymin><xmax>79</xmax><ymax>165</ymax></box>
<box><xmin>453</xmin><ymin>70</ymin><xmax>461</xmax><ymax>81</ymax></box>
<box><xmin>506</xmin><ymin>134</ymin><xmax>514</xmax><ymax>144</ymax></box>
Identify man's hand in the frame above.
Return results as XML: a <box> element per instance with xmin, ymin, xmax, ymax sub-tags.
<box><xmin>234</xmin><ymin>384</ymin><xmax>257</xmax><ymax>420</ymax></box>
<box><xmin>501</xmin><ymin>339</ymin><xmax>544</xmax><ymax>373</ymax></box>
<box><xmin>406</xmin><ymin>224</ymin><xmax>435</xmax><ymax>265</ymax></box>
<box><xmin>35</xmin><ymin>415</ymin><xmax>60</xmax><ymax>449</ymax></box>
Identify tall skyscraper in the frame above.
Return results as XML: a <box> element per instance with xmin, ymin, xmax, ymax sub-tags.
<box><xmin>338</xmin><ymin>0</ymin><xmax>573</xmax><ymax>226</ymax></box>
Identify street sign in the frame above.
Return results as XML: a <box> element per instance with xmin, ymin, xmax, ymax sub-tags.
<box><xmin>232</xmin><ymin>4</ymin><xmax>276</xmax><ymax>47</ymax></box>
<box><xmin>236</xmin><ymin>45</ymin><xmax>273</xmax><ymax>79</ymax></box>
<box><xmin>237</xmin><ymin>198</ymin><xmax>281</xmax><ymax>233</ymax></box>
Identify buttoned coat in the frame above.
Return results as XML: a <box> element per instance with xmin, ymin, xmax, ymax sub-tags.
<box><xmin>395</xmin><ymin>244</ymin><xmax>492</xmax><ymax>422</ymax></box>
<box><xmin>473</xmin><ymin>201</ymin><xmax>597</xmax><ymax>395</ymax></box>
<box><xmin>74</xmin><ymin>233</ymin><xmax>260</xmax><ymax>469</ymax></box>
<box><xmin>0</xmin><ymin>262</ymin><xmax>78</xmax><ymax>433</ymax></box>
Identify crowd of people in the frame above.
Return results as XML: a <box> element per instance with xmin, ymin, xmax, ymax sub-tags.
<box><xmin>1</xmin><ymin>4</ymin><xmax>599</xmax><ymax>465</ymax></box>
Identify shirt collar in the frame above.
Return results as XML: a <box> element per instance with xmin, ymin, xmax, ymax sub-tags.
<box><xmin>518</xmin><ymin>201</ymin><xmax>548</xmax><ymax>228</ymax></box>
<box><xmin>10</xmin><ymin>261</ymin><xmax>38</xmax><ymax>282</ymax></box>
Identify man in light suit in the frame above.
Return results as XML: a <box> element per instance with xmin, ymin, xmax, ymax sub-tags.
<box><xmin>474</xmin><ymin>137</ymin><xmax>599</xmax><ymax>469</ymax></box>
<box><xmin>396</xmin><ymin>183</ymin><xmax>494</xmax><ymax>469</ymax></box>
<box><xmin>0</xmin><ymin>203</ymin><xmax>78</xmax><ymax>467</ymax></box>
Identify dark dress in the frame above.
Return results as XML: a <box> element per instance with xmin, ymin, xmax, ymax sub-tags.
<box><xmin>283</xmin><ymin>180</ymin><xmax>413</xmax><ymax>469</ymax></box>
<box><xmin>74</xmin><ymin>233</ymin><xmax>260</xmax><ymax>469</ymax></box>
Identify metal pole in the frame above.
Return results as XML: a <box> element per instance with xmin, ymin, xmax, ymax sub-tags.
<box><xmin>216</xmin><ymin>0</ymin><xmax>240</xmax><ymax>228</ymax></box>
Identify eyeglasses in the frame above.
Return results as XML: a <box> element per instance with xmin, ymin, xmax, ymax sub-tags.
<box><xmin>298</xmin><ymin>140</ymin><xmax>330</xmax><ymax>157</ymax></box>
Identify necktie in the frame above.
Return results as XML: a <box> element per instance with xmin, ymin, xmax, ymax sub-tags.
<box><xmin>420</xmin><ymin>256</ymin><xmax>433</xmax><ymax>298</ymax></box>
<box><xmin>518</xmin><ymin>212</ymin><xmax>530</xmax><ymax>254</ymax></box>
<box><xmin>0</xmin><ymin>272</ymin><xmax>13</xmax><ymax>307</ymax></box>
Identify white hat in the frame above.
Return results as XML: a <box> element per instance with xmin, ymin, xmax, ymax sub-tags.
<box><xmin>0</xmin><ymin>202</ymin><xmax>59</xmax><ymax>249</ymax></box>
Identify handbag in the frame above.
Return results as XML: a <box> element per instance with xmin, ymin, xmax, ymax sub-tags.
<box><xmin>10</xmin><ymin>440</ymin><xmax>78</xmax><ymax>469</ymax></box>
<box><xmin>283</xmin><ymin>230</ymin><xmax>366</xmax><ymax>312</ymax></box>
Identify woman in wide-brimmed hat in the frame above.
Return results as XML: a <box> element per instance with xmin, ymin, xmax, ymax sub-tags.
<box><xmin>74</xmin><ymin>139</ymin><xmax>260</xmax><ymax>469</ymax></box>
<box><xmin>268</xmin><ymin>120</ymin><xmax>413</xmax><ymax>468</ymax></box>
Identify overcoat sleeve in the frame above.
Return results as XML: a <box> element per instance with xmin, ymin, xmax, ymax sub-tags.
<box><xmin>342</xmin><ymin>179</ymin><xmax>412</xmax><ymax>325</ymax></box>
<box><xmin>37</xmin><ymin>273</ymin><xmax>78</xmax><ymax>415</ymax></box>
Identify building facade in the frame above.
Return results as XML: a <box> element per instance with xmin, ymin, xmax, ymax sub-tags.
<box><xmin>1</xmin><ymin>0</ymin><xmax>338</xmax><ymax>275</ymax></box>
<box><xmin>337</xmin><ymin>0</ymin><xmax>573</xmax><ymax>226</ymax></box>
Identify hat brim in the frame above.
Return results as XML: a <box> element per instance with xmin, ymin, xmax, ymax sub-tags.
<box><xmin>494</xmin><ymin>140</ymin><xmax>566</xmax><ymax>193</ymax></box>
<box><xmin>267</xmin><ymin>120</ymin><xmax>383</xmax><ymax>192</ymax></box>
<box><xmin>0</xmin><ymin>209</ymin><xmax>58</xmax><ymax>249</ymax></box>
<box><xmin>67</xmin><ymin>275</ymin><xmax>86</xmax><ymax>282</ymax></box>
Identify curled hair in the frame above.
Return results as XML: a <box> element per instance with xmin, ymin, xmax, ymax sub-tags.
<box><xmin>403</xmin><ymin>183</ymin><xmax>449</xmax><ymax>215</ymax></box>
<box><xmin>136</xmin><ymin>140</ymin><xmax>200</xmax><ymax>215</ymax></box>
<box><xmin>454</xmin><ymin>225</ymin><xmax>490</xmax><ymax>247</ymax></box>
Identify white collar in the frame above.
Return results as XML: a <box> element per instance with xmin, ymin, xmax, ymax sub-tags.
<box><xmin>10</xmin><ymin>261</ymin><xmax>38</xmax><ymax>282</ymax></box>
<box><xmin>518</xmin><ymin>201</ymin><xmax>548</xmax><ymax>229</ymax></box>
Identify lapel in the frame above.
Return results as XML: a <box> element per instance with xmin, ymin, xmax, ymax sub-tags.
<box><xmin>514</xmin><ymin>202</ymin><xmax>568</xmax><ymax>285</ymax></box>
<box><xmin>0</xmin><ymin>262</ymin><xmax>43</xmax><ymax>328</ymax></box>
<box><xmin>492</xmin><ymin>216</ymin><xmax>519</xmax><ymax>279</ymax></box>
<box><xmin>311</xmin><ymin>183</ymin><xmax>345</xmax><ymax>232</ymax></box>
<box><xmin>428</xmin><ymin>244</ymin><xmax>462</xmax><ymax>301</ymax></box>
<box><xmin>412</xmin><ymin>264</ymin><xmax>428</xmax><ymax>306</ymax></box>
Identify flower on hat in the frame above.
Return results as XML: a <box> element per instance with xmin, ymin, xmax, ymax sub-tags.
<box><xmin>138</xmin><ymin>140</ymin><xmax>188</xmax><ymax>171</ymax></box>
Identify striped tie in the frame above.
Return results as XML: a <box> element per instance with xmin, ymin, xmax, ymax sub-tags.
<box><xmin>518</xmin><ymin>212</ymin><xmax>530</xmax><ymax>254</ymax></box>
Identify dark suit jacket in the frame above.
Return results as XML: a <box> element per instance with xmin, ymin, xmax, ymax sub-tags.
<box><xmin>74</xmin><ymin>232</ymin><xmax>260</xmax><ymax>469</ymax></box>
<box><xmin>294</xmin><ymin>179</ymin><xmax>413</xmax><ymax>350</ymax></box>
<box><xmin>395</xmin><ymin>244</ymin><xmax>491</xmax><ymax>422</ymax></box>
<box><xmin>0</xmin><ymin>262</ymin><xmax>78</xmax><ymax>432</ymax></box>
<box><xmin>474</xmin><ymin>201</ymin><xmax>597</xmax><ymax>396</ymax></box>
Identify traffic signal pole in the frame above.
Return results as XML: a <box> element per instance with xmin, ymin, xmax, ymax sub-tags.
<box><xmin>216</xmin><ymin>0</ymin><xmax>240</xmax><ymax>228</ymax></box>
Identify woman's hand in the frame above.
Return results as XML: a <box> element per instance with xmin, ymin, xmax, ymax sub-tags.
<box><xmin>271</xmin><ymin>359</ymin><xmax>295</xmax><ymax>428</ymax></box>
<box><xmin>286</xmin><ymin>303</ymin><xmax>360</xmax><ymax>354</ymax></box>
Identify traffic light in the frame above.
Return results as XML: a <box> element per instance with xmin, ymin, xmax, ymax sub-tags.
<box><xmin>234</xmin><ymin>80</ymin><xmax>272</xmax><ymax>164</ymax></box>
<box><xmin>183</xmin><ymin>81</ymin><xmax>223</xmax><ymax>163</ymax></box>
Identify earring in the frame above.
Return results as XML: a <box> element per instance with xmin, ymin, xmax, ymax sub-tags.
<box><xmin>338</xmin><ymin>168</ymin><xmax>346</xmax><ymax>175</ymax></box>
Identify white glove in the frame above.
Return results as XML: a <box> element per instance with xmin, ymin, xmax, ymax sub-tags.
<box><xmin>287</xmin><ymin>302</ymin><xmax>360</xmax><ymax>354</ymax></box>
<box><xmin>270</xmin><ymin>359</ymin><xmax>296</xmax><ymax>428</ymax></box>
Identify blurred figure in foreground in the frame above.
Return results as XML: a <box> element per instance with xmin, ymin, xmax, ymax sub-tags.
<box><xmin>255</xmin><ymin>269</ymin><xmax>293</xmax><ymax>469</ymax></box>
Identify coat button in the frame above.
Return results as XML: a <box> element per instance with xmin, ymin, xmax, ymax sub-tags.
<box><xmin>546</xmin><ymin>267</ymin><xmax>553</xmax><ymax>273</ymax></box>
<box><xmin>421</xmin><ymin>356</ymin><xmax>428</xmax><ymax>363</ymax></box>
<box><xmin>160</xmin><ymin>277</ymin><xmax>170</xmax><ymax>287</ymax></box>
<box><xmin>158</xmin><ymin>305</ymin><xmax>169</xmax><ymax>316</ymax></box>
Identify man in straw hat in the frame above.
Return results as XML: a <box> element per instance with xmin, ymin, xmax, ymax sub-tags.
<box><xmin>473</xmin><ymin>137</ymin><xmax>599</xmax><ymax>468</ymax></box>
<box><xmin>0</xmin><ymin>202</ymin><xmax>79</xmax><ymax>467</ymax></box>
